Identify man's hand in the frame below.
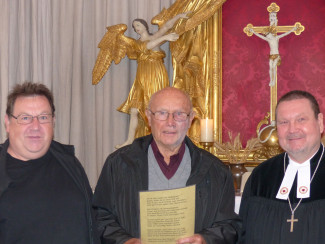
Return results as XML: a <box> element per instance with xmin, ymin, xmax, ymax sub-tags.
<box><xmin>124</xmin><ymin>238</ymin><xmax>141</xmax><ymax>244</ymax></box>
<box><xmin>176</xmin><ymin>234</ymin><xmax>206</xmax><ymax>244</ymax></box>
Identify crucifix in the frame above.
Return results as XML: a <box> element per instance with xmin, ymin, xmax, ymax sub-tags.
<box><xmin>243</xmin><ymin>2</ymin><xmax>304</xmax><ymax>122</ymax></box>
<box><xmin>287</xmin><ymin>213</ymin><xmax>298</xmax><ymax>232</ymax></box>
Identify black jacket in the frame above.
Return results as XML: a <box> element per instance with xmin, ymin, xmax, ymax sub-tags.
<box><xmin>93</xmin><ymin>135</ymin><xmax>241</xmax><ymax>244</ymax></box>
<box><xmin>0</xmin><ymin>139</ymin><xmax>100</xmax><ymax>244</ymax></box>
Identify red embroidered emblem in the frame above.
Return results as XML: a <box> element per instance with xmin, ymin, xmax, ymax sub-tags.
<box><xmin>299</xmin><ymin>186</ymin><xmax>308</xmax><ymax>194</ymax></box>
<box><xmin>280</xmin><ymin>187</ymin><xmax>288</xmax><ymax>194</ymax></box>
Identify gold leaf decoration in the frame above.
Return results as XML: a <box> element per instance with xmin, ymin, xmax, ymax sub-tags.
<box><xmin>214</xmin><ymin>132</ymin><xmax>262</xmax><ymax>164</ymax></box>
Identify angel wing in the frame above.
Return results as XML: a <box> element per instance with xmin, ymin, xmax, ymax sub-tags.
<box><xmin>92</xmin><ymin>24</ymin><xmax>135</xmax><ymax>85</ymax></box>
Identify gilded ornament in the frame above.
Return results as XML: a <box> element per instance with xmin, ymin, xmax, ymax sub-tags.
<box><xmin>267</xmin><ymin>3</ymin><xmax>280</xmax><ymax>13</ymax></box>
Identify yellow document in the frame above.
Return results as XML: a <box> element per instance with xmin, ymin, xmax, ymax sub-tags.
<box><xmin>139</xmin><ymin>185</ymin><xmax>195</xmax><ymax>244</ymax></box>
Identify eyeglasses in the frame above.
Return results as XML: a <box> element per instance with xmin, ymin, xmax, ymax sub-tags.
<box><xmin>10</xmin><ymin>114</ymin><xmax>53</xmax><ymax>125</ymax></box>
<box><xmin>148</xmin><ymin>109</ymin><xmax>190</xmax><ymax>122</ymax></box>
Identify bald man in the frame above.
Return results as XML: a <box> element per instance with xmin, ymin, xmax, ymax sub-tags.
<box><xmin>93</xmin><ymin>87</ymin><xmax>240</xmax><ymax>244</ymax></box>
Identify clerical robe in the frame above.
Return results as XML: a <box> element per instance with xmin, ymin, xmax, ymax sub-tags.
<box><xmin>239</xmin><ymin>144</ymin><xmax>325</xmax><ymax>244</ymax></box>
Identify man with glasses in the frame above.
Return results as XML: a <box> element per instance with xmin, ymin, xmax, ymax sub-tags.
<box><xmin>0</xmin><ymin>82</ymin><xmax>99</xmax><ymax>244</ymax></box>
<box><xmin>93</xmin><ymin>87</ymin><xmax>240</xmax><ymax>244</ymax></box>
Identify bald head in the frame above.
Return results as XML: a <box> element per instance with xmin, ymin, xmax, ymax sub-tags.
<box><xmin>148</xmin><ymin>87</ymin><xmax>193</xmax><ymax>111</ymax></box>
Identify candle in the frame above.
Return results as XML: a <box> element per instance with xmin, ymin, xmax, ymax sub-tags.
<box><xmin>200</xmin><ymin>119</ymin><xmax>214</xmax><ymax>142</ymax></box>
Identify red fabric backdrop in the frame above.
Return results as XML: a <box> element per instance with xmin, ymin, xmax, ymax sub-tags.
<box><xmin>222</xmin><ymin>0</ymin><xmax>325</xmax><ymax>144</ymax></box>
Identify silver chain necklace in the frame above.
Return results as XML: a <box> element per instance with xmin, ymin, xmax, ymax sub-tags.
<box><xmin>284</xmin><ymin>144</ymin><xmax>324</xmax><ymax>232</ymax></box>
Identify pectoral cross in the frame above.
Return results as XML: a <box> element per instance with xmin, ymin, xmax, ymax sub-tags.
<box><xmin>287</xmin><ymin>213</ymin><xmax>298</xmax><ymax>232</ymax></box>
<box><xmin>243</xmin><ymin>2</ymin><xmax>304</xmax><ymax>122</ymax></box>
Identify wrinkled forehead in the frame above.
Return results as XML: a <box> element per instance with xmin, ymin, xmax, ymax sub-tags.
<box><xmin>276</xmin><ymin>98</ymin><xmax>314</xmax><ymax>118</ymax></box>
<box><xmin>151</xmin><ymin>91</ymin><xmax>191</xmax><ymax>111</ymax></box>
<box><xmin>13</xmin><ymin>95</ymin><xmax>51</xmax><ymax>111</ymax></box>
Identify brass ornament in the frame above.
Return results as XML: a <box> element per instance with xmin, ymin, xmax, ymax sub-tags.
<box><xmin>267</xmin><ymin>3</ymin><xmax>280</xmax><ymax>13</ymax></box>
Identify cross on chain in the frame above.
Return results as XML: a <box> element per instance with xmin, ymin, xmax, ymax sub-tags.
<box><xmin>243</xmin><ymin>2</ymin><xmax>304</xmax><ymax>122</ymax></box>
<box><xmin>287</xmin><ymin>213</ymin><xmax>298</xmax><ymax>232</ymax></box>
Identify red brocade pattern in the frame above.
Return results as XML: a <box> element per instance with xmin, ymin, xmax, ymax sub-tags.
<box><xmin>222</xmin><ymin>0</ymin><xmax>325</xmax><ymax>144</ymax></box>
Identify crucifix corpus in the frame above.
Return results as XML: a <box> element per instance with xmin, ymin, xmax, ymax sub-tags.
<box><xmin>243</xmin><ymin>2</ymin><xmax>305</xmax><ymax>122</ymax></box>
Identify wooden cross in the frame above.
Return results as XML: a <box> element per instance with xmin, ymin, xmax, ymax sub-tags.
<box><xmin>243</xmin><ymin>2</ymin><xmax>304</xmax><ymax>122</ymax></box>
<box><xmin>287</xmin><ymin>213</ymin><xmax>298</xmax><ymax>232</ymax></box>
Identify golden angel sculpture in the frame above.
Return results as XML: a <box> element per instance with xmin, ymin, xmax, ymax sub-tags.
<box><xmin>92</xmin><ymin>13</ymin><xmax>189</xmax><ymax>148</ymax></box>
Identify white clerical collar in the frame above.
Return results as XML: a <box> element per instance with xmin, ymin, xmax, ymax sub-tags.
<box><xmin>276</xmin><ymin>151</ymin><xmax>318</xmax><ymax>200</ymax></box>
